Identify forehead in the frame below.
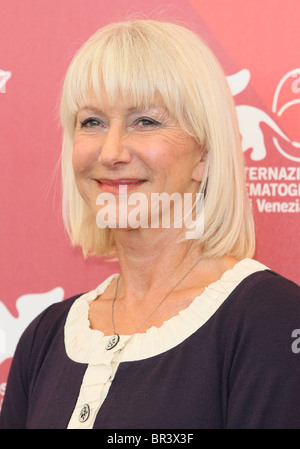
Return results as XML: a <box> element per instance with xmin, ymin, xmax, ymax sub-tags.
<box><xmin>76</xmin><ymin>87</ymin><xmax>170</xmax><ymax>115</ymax></box>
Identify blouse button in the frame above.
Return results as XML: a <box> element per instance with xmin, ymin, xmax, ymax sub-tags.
<box><xmin>78</xmin><ymin>404</ymin><xmax>90</xmax><ymax>423</ymax></box>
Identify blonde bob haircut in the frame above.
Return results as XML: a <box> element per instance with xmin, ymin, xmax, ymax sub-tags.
<box><xmin>60</xmin><ymin>19</ymin><xmax>255</xmax><ymax>259</ymax></box>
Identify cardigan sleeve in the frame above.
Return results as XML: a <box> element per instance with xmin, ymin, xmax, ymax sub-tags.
<box><xmin>0</xmin><ymin>310</ymin><xmax>46</xmax><ymax>429</ymax></box>
<box><xmin>225</xmin><ymin>273</ymin><xmax>300</xmax><ymax>429</ymax></box>
<box><xmin>0</xmin><ymin>296</ymin><xmax>80</xmax><ymax>429</ymax></box>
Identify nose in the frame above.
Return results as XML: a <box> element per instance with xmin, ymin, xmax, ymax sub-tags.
<box><xmin>98</xmin><ymin>124</ymin><xmax>131</xmax><ymax>167</ymax></box>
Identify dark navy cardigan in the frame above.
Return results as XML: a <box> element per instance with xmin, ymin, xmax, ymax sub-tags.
<box><xmin>1</xmin><ymin>270</ymin><xmax>300</xmax><ymax>429</ymax></box>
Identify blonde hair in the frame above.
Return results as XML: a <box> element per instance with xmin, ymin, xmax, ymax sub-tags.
<box><xmin>60</xmin><ymin>19</ymin><xmax>255</xmax><ymax>259</ymax></box>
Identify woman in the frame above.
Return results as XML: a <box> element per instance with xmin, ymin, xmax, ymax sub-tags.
<box><xmin>1</xmin><ymin>19</ymin><xmax>299</xmax><ymax>429</ymax></box>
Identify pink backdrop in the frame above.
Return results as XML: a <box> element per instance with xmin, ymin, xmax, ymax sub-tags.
<box><xmin>1</xmin><ymin>0</ymin><xmax>299</xmax><ymax>405</ymax></box>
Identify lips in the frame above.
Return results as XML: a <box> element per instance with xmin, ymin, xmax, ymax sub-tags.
<box><xmin>96</xmin><ymin>178</ymin><xmax>146</xmax><ymax>193</ymax></box>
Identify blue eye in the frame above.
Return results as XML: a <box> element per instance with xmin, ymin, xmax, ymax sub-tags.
<box><xmin>134</xmin><ymin>117</ymin><xmax>160</xmax><ymax>127</ymax></box>
<box><xmin>80</xmin><ymin>117</ymin><xmax>102</xmax><ymax>128</ymax></box>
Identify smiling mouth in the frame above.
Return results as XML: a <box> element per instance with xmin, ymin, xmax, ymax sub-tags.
<box><xmin>98</xmin><ymin>179</ymin><xmax>146</xmax><ymax>186</ymax></box>
<box><xmin>96</xmin><ymin>179</ymin><xmax>146</xmax><ymax>192</ymax></box>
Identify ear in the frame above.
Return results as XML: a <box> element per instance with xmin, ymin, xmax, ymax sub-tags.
<box><xmin>191</xmin><ymin>159</ymin><xmax>206</xmax><ymax>182</ymax></box>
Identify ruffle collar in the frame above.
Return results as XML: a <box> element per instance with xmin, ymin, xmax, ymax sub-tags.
<box><xmin>64</xmin><ymin>258</ymin><xmax>268</xmax><ymax>364</ymax></box>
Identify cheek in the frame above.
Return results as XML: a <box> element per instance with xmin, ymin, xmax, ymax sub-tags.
<box><xmin>146</xmin><ymin>133</ymin><xmax>198</xmax><ymax>173</ymax></box>
<box><xmin>72</xmin><ymin>138</ymin><xmax>97</xmax><ymax>176</ymax></box>
<box><xmin>142</xmin><ymin>134</ymin><xmax>181</xmax><ymax>167</ymax></box>
<box><xmin>72</xmin><ymin>141</ymin><xmax>98</xmax><ymax>205</ymax></box>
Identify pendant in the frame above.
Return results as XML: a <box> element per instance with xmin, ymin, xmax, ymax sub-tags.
<box><xmin>105</xmin><ymin>333</ymin><xmax>120</xmax><ymax>350</ymax></box>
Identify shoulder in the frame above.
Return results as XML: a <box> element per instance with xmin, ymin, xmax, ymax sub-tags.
<box><xmin>225</xmin><ymin>269</ymin><xmax>300</xmax><ymax>363</ymax></box>
<box><xmin>230</xmin><ymin>269</ymin><xmax>300</xmax><ymax>322</ymax></box>
<box><xmin>14</xmin><ymin>274</ymin><xmax>118</xmax><ymax>361</ymax></box>
<box><xmin>17</xmin><ymin>293</ymin><xmax>84</xmax><ymax>355</ymax></box>
<box><xmin>223</xmin><ymin>270</ymin><xmax>300</xmax><ymax>428</ymax></box>
<box><xmin>212</xmin><ymin>266</ymin><xmax>300</xmax><ymax>338</ymax></box>
<box><xmin>2</xmin><ymin>293</ymin><xmax>85</xmax><ymax>414</ymax></box>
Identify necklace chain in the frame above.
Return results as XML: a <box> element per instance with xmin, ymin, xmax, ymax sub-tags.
<box><xmin>105</xmin><ymin>257</ymin><xmax>201</xmax><ymax>350</ymax></box>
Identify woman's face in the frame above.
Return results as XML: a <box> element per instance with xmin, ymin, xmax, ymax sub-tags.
<box><xmin>72</xmin><ymin>91</ymin><xmax>205</xmax><ymax>230</ymax></box>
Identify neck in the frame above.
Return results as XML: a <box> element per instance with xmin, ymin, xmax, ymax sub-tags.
<box><xmin>112</xmin><ymin>227</ymin><xmax>202</xmax><ymax>299</ymax></box>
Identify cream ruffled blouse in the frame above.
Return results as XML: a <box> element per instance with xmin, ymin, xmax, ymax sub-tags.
<box><xmin>65</xmin><ymin>258</ymin><xmax>268</xmax><ymax>429</ymax></box>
